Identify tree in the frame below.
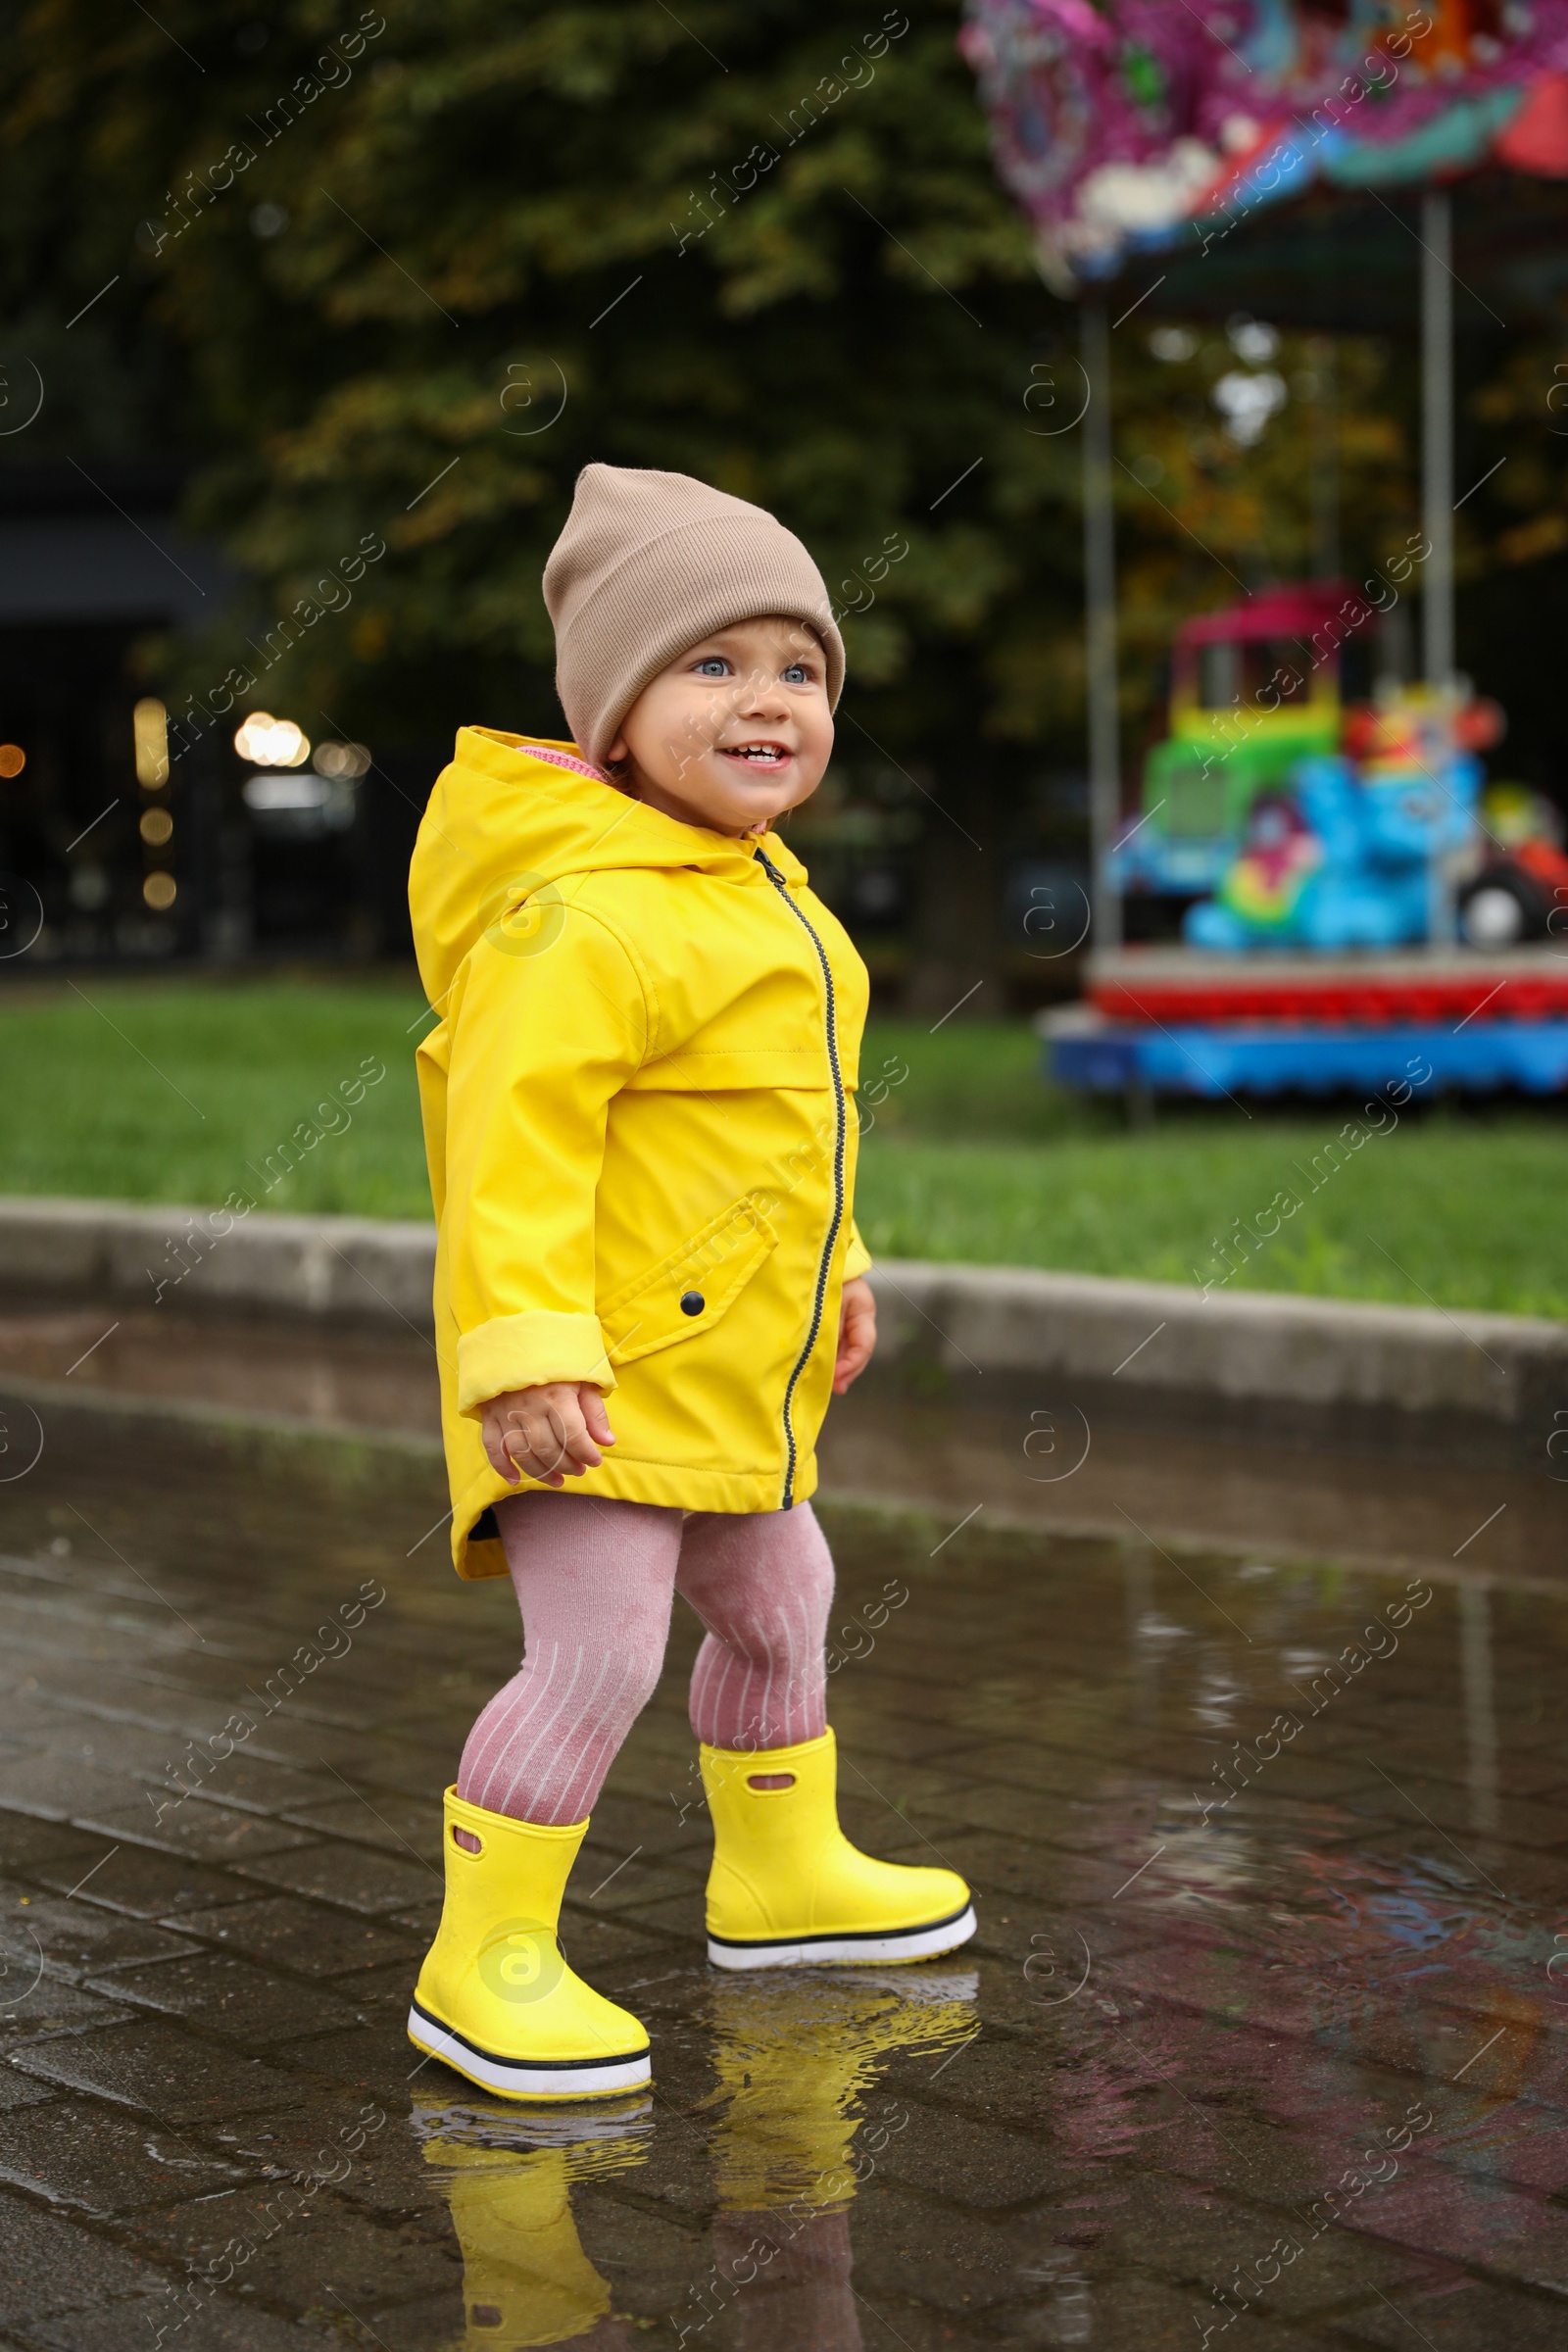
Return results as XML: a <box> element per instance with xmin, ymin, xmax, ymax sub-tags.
<box><xmin>8</xmin><ymin>0</ymin><xmax>1512</xmax><ymax>1000</ymax></box>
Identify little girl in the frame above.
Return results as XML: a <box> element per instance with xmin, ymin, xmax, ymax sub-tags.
<box><xmin>407</xmin><ymin>465</ymin><xmax>974</xmax><ymax>2101</ymax></box>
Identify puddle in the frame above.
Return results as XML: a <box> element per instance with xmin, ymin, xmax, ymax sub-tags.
<box><xmin>0</xmin><ymin>1387</ymin><xmax>1565</xmax><ymax>2345</ymax></box>
<box><xmin>0</xmin><ymin>1304</ymin><xmax>1556</xmax><ymax>1583</ymax></box>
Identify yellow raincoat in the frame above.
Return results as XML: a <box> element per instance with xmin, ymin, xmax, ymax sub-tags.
<box><xmin>410</xmin><ymin>731</ymin><xmax>872</xmax><ymax>1580</ymax></box>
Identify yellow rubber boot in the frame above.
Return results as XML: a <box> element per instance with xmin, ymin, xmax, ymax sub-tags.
<box><xmin>700</xmin><ymin>1729</ymin><xmax>975</xmax><ymax>1969</ymax></box>
<box><xmin>408</xmin><ymin>1786</ymin><xmax>651</xmax><ymax>2100</ymax></box>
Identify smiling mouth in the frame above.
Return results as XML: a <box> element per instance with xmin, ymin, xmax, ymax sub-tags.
<box><xmin>718</xmin><ymin>741</ymin><xmax>792</xmax><ymax>767</ymax></box>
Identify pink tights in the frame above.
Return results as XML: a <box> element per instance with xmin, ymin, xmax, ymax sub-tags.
<box><xmin>457</xmin><ymin>1494</ymin><xmax>835</xmax><ymax>1828</ymax></box>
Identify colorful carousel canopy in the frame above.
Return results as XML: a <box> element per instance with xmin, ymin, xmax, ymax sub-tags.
<box><xmin>958</xmin><ymin>4</ymin><xmax>1568</xmax><ymax>947</ymax></box>
<box><xmin>960</xmin><ymin>1</ymin><xmax>1568</xmax><ymax>304</ymax></box>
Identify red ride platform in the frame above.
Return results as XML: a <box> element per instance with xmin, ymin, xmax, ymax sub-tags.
<box><xmin>1087</xmin><ymin>947</ymin><xmax>1568</xmax><ymax>1029</ymax></box>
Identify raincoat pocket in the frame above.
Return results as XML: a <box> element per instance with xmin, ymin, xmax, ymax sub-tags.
<box><xmin>600</xmin><ymin>1193</ymin><xmax>778</xmax><ymax>1367</ymax></box>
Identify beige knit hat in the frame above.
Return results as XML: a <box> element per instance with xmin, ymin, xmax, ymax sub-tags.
<box><xmin>542</xmin><ymin>464</ymin><xmax>846</xmax><ymax>769</ymax></box>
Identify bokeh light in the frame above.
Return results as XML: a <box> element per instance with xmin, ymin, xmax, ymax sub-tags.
<box><xmin>233</xmin><ymin>712</ymin><xmax>311</xmax><ymax>767</ymax></box>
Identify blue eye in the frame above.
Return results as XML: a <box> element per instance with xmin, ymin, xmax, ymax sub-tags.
<box><xmin>694</xmin><ymin>657</ymin><xmax>730</xmax><ymax>677</ymax></box>
<box><xmin>782</xmin><ymin>662</ymin><xmax>808</xmax><ymax>684</ymax></box>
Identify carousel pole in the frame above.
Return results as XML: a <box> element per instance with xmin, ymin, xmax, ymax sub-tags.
<box><xmin>1420</xmin><ymin>186</ymin><xmax>1455</xmax><ymax>689</ymax></box>
<box><xmin>1081</xmin><ymin>293</ymin><xmax>1121</xmax><ymax>955</ymax></box>
<box><xmin>1420</xmin><ymin>185</ymin><xmax>1457</xmax><ymax>947</ymax></box>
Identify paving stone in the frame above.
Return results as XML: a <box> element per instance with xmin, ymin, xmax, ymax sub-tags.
<box><xmin>874</xmin><ymin>2034</ymin><xmax>1095</xmax><ymax>2136</ymax></box>
<box><xmin>278</xmin><ymin>1788</ymin><xmax>443</xmax><ymax>1860</ymax></box>
<box><xmin>121</xmin><ymin>2185</ymin><xmax>464</xmax><ymax>2320</ymax></box>
<box><xmin>171</xmin><ymin>1896</ymin><xmax>423</xmax><ymax>1981</ymax></box>
<box><xmin>1348</xmin><ymin>1776</ymin><xmax>1568</xmax><ymax>1854</ymax></box>
<box><xmin>996</xmin><ymin>2265</ymin><xmax>1309</xmax><ymax>2351</ymax></box>
<box><xmin>576</xmin><ymin>2191</ymin><xmax>710</xmax><ymax>2324</ymax></box>
<box><xmin>273</xmin><ymin>2027</ymin><xmax>442</xmax><ymax>2106</ymax></box>
<box><xmin>27</xmin><ymin>1842</ymin><xmax>261</xmax><ymax>1919</ymax></box>
<box><xmin>331</xmin><ymin>2285</ymin><xmax>482</xmax><ymax>2352</ymax></box>
<box><xmin>607</xmin><ymin>1885</ymin><xmax>709</xmax><ymax>1945</ymax></box>
<box><xmin>0</xmin><ymin>1885</ymin><xmax>197</xmax><ymax>1981</ymax></box>
<box><xmin>901</xmin><ymin>1825</ymin><xmax>1078</xmax><ymax>1904</ymax></box>
<box><xmin>1383</xmin><ymin>1740</ymin><xmax>1568</xmax><ymax>1801</ymax></box>
<box><xmin>552</xmin><ymin>1909</ymin><xmax>668</xmax><ymax>1985</ymax></box>
<box><xmin>838</xmin><ymin>1714</ymin><xmax>990</xmax><ymax>1767</ymax></box>
<box><xmin>1351</xmin><ymin>1836</ymin><xmax>1568</xmax><ymax>1911</ymax></box>
<box><xmin>0</xmin><ymin>2189</ymin><xmax>171</xmax><ymax>2323</ymax></box>
<box><xmin>552</xmin><ymin>1849</ymin><xmax>698</xmax><ymax>1918</ymax></box>
<box><xmin>158</xmin><ymin>1756</ymin><xmax>349</xmax><ymax>1819</ymax></box>
<box><xmin>816</xmin><ymin>2179</ymin><xmax>1019</xmax><ymax>2314</ymax></box>
<box><xmin>0</xmin><ymin>1977</ymin><xmax>132</xmax><ymax>2050</ymax></box>
<box><xmin>387</xmin><ymin>1898</ymin><xmax>444</xmax><ymax>1939</ymax></box>
<box><xmin>939</xmin><ymin>1740</ymin><xmax>1142</xmax><ymax>1802</ymax></box>
<box><xmin>235</xmin><ymin>1840</ymin><xmax>440</xmax><ymax>1915</ymax></box>
<box><xmin>0</xmin><ymin>1756</ymin><xmax>146</xmax><ymax>1825</ymax></box>
<box><xmin>28</xmin><ymin>1717</ymin><xmax>195</xmax><ymax>1783</ymax></box>
<box><xmin>576</xmin><ymin>1789</ymin><xmax>715</xmax><ymax>1866</ymax></box>
<box><xmin>29</xmin><ymin>2286</ymin><xmax>325</xmax><ymax>2349</ymax></box>
<box><xmin>0</xmin><ymin>2065</ymin><xmax>55</xmax><ymax>2110</ymax></box>
<box><xmin>214</xmin><ymin>1718</ymin><xmax>450</xmax><ymax>1786</ymax></box>
<box><xmin>74</xmin><ymin>1801</ymin><xmax>318</xmax><ymax>1866</ymax></box>
<box><xmin>1417</xmin><ymin>2108</ymin><xmax>1568</xmax><ymax>2196</ymax></box>
<box><xmin>10</xmin><ymin>2020</ymin><xmax>307</xmax><ymax>2123</ymax></box>
<box><xmin>214</xmin><ymin>2093</ymin><xmax>451</xmax><ymax>2224</ymax></box>
<box><xmin>872</xmin><ymin>2106</ymin><xmax>1071</xmax><ymax>2209</ymax></box>
<box><xmin>11</xmin><ymin>1678</ymin><xmax>202</xmax><ymax>1741</ymax></box>
<box><xmin>85</xmin><ymin>1953</ymin><xmax>368</xmax><ymax>2044</ymax></box>
<box><xmin>0</xmin><ymin>2097</ymin><xmax>247</xmax><ymax>2214</ymax></box>
<box><xmin>1336</xmin><ymin>2272</ymin><xmax>1568</xmax><ymax>2349</ymax></box>
<box><xmin>311</xmin><ymin>1958</ymin><xmax>418</xmax><ymax>2015</ymax></box>
<box><xmin>1336</xmin><ymin>2167</ymin><xmax>1568</xmax><ymax>2296</ymax></box>
<box><xmin>0</xmin><ymin>1813</ymin><xmax>107</xmax><ymax>1877</ymax></box>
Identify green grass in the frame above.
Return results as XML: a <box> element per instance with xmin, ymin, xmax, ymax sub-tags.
<box><xmin>0</xmin><ymin>984</ymin><xmax>1562</xmax><ymax>1316</ymax></box>
<box><xmin>0</xmin><ymin>978</ymin><xmax>432</xmax><ymax>1222</ymax></box>
<box><xmin>856</xmin><ymin>1020</ymin><xmax>1568</xmax><ymax>1317</ymax></box>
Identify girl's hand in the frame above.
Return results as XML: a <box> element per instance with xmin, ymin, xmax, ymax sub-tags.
<box><xmin>832</xmin><ymin>1276</ymin><xmax>877</xmax><ymax>1395</ymax></box>
<box><xmin>481</xmin><ymin>1382</ymin><xmax>615</xmax><ymax>1488</ymax></box>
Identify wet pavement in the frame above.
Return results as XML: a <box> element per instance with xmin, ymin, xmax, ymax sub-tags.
<box><xmin>0</xmin><ymin>1366</ymin><xmax>1566</xmax><ymax>2347</ymax></box>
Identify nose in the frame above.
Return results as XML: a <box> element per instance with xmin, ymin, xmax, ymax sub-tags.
<box><xmin>732</xmin><ymin>662</ymin><xmax>790</xmax><ymax>722</ymax></box>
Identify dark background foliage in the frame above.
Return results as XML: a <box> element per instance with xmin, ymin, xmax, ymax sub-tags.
<box><xmin>4</xmin><ymin>0</ymin><xmax>1565</xmax><ymax>998</ymax></box>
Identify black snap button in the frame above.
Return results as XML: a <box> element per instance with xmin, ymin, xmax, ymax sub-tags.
<box><xmin>679</xmin><ymin>1290</ymin><xmax>706</xmax><ymax>1316</ymax></box>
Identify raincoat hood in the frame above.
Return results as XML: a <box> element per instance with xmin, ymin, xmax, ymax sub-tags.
<box><xmin>412</xmin><ymin>728</ymin><xmax>807</xmax><ymax>1016</ymax></box>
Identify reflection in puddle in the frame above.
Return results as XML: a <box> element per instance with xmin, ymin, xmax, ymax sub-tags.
<box><xmin>414</xmin><ymin>1973</ymin><xmax>977</xmax><ymax>2350</ymax></box>
<box><xmin>705</xmin><ymin>1968</ymin><xmax>978</xmax><ymax>2211</ymax></box>
<box><xmin>413</xmin><ymin>2092</ymin><xmax>652</xmax><ymax>2347</ymax></box>
<box><xmin>695</xmin><ymin>1971</ymin><xmax>978</xmax><ymax>2350</ymax></box>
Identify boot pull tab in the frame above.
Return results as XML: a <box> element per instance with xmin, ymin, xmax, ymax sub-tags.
<box><xmin>452</xmin><ymin>1825</ymin><xmax>483</xmax><ymax>1854</ymax></box>
<box><xmin>747</xmin><ymin>1772</ymin><xmax>796</xmax><ymax>1791</ymax></box>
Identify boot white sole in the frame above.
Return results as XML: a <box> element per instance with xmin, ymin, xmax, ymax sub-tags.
<box><xmin>407</xmin><ymin>1999</ymin><xmax>651</xmax><ymax>2100</ymax></box>
<box><xmin>707</xmin><ymin>1901</ymin><xmax>977</xmax><ymax>1971</ymax></box>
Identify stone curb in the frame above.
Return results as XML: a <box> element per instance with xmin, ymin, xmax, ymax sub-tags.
<box><xmin>0</xmin><ymin>1194</ymin><xmax>436</xmax><ymax>1332</ymax></box>
<box><xmin>0</xmin><ymin>1195</ymin><xmax>1560</xmax><ymax>1425</ymax></box>
<box><xmin>866</xmin><ymin>1259</ymin><xmax>1563</xmax><ymax>1427</ymax></box>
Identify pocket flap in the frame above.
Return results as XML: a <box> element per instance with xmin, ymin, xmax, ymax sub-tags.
<box><xmin>600</xmin><ymin>1195</ymin><xmax>778</xmax><ymax>1367</ymax></box>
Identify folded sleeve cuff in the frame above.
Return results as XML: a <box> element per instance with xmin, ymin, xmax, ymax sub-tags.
<box><xmin>843</xmin><ymin>1222</ymin><xmax>873</xmax><ymax>1281</ymax></box>
<box><xmin>457</xmin><ymin>1311</ymin><xmax>617</xmax><ymax>1416</ymax></box>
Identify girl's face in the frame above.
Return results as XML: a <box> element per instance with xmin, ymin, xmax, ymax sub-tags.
<box><xmin>605</xmin><ymin>615</ymin><xmax>834</xmax><ymax>838</ymax></box>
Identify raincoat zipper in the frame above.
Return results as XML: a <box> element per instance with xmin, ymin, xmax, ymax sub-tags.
<box><xmin>754</xmin><ymin>844</ymin><xmax>846</xmax><ymax>1507</ymax></box>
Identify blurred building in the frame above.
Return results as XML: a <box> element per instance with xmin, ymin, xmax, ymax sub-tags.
<box><xmin>0</xmin><ymin>466</ymin><xmax>427</xmax><ymax>970</ymax></box>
